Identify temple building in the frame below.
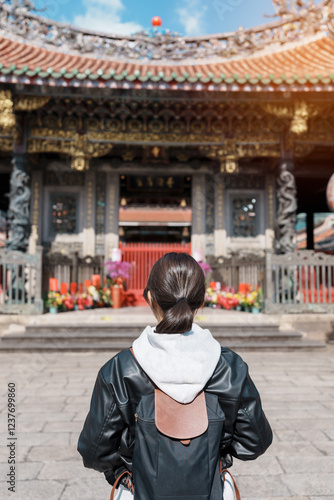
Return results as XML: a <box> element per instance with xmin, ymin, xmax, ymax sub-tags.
<box><xmin>0</xmin><ymin>0</ymin><xmax>333</xmax><ymax>278</ymax></box>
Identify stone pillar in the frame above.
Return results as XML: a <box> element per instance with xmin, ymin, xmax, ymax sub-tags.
<box><xmin>83</xmin><ymin>170</ymin><xmax>96</xmax><ymax>256</ymax></box>
<box><xmin>191</xmin><ymin>173</ymin><xmax>206</xmax><ymax>259</ymax></box>
<box><xmin>105</xmin><ymin>172</ymin><xmax>120</xmax><ymax>260</ymax></box>
<box><xmin>28</xmin><ymin>169</ymin><xmax>43</xmax><ymax>253</ymax></box>
<box><xmin>265</xmin><ymin>174</ymin><xmax>275</xmax><ymax>251</ymax></box>
<box><xmin>276</xmin><ymin>161</ymin><xmax>297</xmax><ymax>254</ymax></box>
<box><xmin>7</xmin><ymin>154</ymin><xmax>31</xmax><ymax>252</ymax></box>
<box><xmin>214</xmin><ymin>175</ymin><xmax>227</xmax><ymax>257</ymax></box>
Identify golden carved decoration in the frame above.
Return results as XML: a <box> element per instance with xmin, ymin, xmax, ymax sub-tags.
<box><xmin>27</xmin><ymin>132</ymin><xmax>113</xmax><ymax>171</ymax></box>
<box><xmin>200</xmin><ymin>141</ymin><xmax>280</xmax><ymax>160</ymax></box>
<box><xmin>0</xmin><ymin>137</ymin><xmax>14</xmax><ymax>152</ymax></box>
<box><xmin>290</xmin><ymin>101</ymin><xmax>309</xmax><ymax>135</ymax></box>
<box><xmin>0</xmin><ymin>90</ymin><xmax>15</xmax><ymax>131</ymax></box>
<box><xmin>122</xmin><ymin>150</ymin><xmax>136</xmax><ymax>162</ymax></box>
<box><xmin>15</xmin><ymin>96</ymin><xmax>50</xmax><ymax>112</ymax></box>
<box><xmin>293</xmin><ymin>143</ymin><xmax>316</xmax><ymax>158</ymax></box>
<box><xmin>220</xmin><ymin>156</ymin><xmax>239</xmax><ymax>174</ymax></box>
<box><xmin>30</xmin><ymin>128</ymin><xmax>75</xmax><ymax>139</ymax></box>
<box><xmin>176</xmin><ymin>153</ymin><xmax>190</xmax><ymax>162</ymax></box>
<box><xmin>261</xmin><ymin>101</ymin><xmax>326</xmax><ymax>136</ymax></box>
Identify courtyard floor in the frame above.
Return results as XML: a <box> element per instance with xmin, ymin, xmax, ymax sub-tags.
<box><xmin>1</xmin><ymin>344</ymin><xmax>334</xmax><ymax>499</ymax></box>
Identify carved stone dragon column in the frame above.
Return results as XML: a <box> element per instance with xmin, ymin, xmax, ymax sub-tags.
<box><xmin>276</xmin><ymin>161</ymin><xmax>297</xmax><ymax>254</ymax></box>
<box><xmin>6</xmin><ymin>154</ymin><xmax>31</xmax><ymax>252</ymax></box>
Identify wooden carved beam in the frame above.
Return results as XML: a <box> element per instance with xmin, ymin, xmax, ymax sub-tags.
<box><xmin>14</xmin><ymin>96</ymin><xmax>50</xmax><ymax>112</ymax></box>
<box><xmin>27</xmin><ymin>131</ymin><xmax>113</xmax><ymax>170</ymax></box>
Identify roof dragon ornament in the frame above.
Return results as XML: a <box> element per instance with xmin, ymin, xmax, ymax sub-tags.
<box><xmin>272</xmin><ymin>0</ymin><xmax>315</xmax><ymax>17</ymax></box>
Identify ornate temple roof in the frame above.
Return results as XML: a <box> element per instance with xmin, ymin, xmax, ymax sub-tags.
<box><xmin>0</xmin><ymin>0</ymin><xmax>334</xmax><ymax>91</ymax></box>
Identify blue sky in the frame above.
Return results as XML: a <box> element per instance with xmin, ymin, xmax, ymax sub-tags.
<box><xmin>34</xmin><ymin>0</ymin><xmax>280</xmax><ymax>36</ymax></box>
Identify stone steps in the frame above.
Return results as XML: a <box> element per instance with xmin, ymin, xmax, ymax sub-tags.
<box><xmin>23</xmin><ymin>322</ymin><xmax>283</xmax><ymax>335</ymax></box>
<box><xmin>0</xmin><ymin>324</ymin><xmax>326</xmax><ymax>351</ymax></box>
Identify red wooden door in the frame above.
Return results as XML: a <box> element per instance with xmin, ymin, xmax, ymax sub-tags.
<box><xmin>119</xmin><ymin>242</ymin><xmax>192</xmax><ymax>303</ymax></box>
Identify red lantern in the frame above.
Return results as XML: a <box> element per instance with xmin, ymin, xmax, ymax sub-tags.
<box><xmin>151</xmin><ymin>16</ymin><xmax>162</xmax><ymax>27</ymax></box>
<box><xmin>327</xmin><ymin>173</ymin><xmax>334</xmax><ymax>212</ymax></box>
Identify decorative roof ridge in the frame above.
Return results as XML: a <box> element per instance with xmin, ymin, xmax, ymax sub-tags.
<box><xmin>0</xmin><ymin>30</ymin><xmax>328</xmax><ymax>68</ymax></box>
<box><xmin>0</xmin><ymin>0</ymin><xmax>333</xmax><ymax>63</ymax></box>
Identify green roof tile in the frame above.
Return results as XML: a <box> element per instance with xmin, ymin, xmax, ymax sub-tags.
<box><xmin>88</xmin><ymin>73</ymin><xmax>99</xmax><ymax>80</ymax></box>
<box><xmin>261</xmin><ymin>78</ymin><xmax>271</xmax><ymax>85</ymax></box>
<box><xmin>273</xmin><ymin>78</ymin><xmax>283</xmax><ymax>84</ymax></box>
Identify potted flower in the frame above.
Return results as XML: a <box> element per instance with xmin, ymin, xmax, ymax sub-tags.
<box><xmin>104</xmin><ymin>260</ymin><xmax>131</xmax><ymax>308</ymax></box>
<box><xmin>45</xmin><ymin>291</ymin><xmax>62</xmax><ymax>314</ymax></box>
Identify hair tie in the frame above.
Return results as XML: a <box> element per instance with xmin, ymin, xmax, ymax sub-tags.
<box><xmin>176</xmin><ymin>297</ymin><xmax>188</xmax><ymax>303</ymax></box>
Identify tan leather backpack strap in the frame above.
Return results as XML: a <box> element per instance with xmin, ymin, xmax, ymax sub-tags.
<box><xmin>110</xmin><ymin>471</ymin><xmax>133</xmax><ymax>500</ymax></box>
<box><xmin>222</xmin><ymin>469</ymin><xmax>241</xmax><ymax>500</ymax></box>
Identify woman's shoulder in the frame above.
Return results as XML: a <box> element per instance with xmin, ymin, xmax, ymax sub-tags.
<box><xmin>99</xmin><ymin>348</ymin><xmax>136</xmax><ymax>382</ymax></box>
<box><xmin>207</xmin><ymin>347</ymin><xmax>249</xmax><ymax>398</ymax></box>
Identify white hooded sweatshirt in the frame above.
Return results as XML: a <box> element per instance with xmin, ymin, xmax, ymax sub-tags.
<box><xmin>132</xmin><ymin>323</ymin><xmax>222</xmax><ymax>404</ymax></box>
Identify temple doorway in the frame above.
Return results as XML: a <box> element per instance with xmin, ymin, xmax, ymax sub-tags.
<box><xmin>118</xmin><ymin>173</ymin><xmax>192</xmax><ymax>300</ymax></box>
<box><xmin>118</xmin><ymin>174</ymin><xmax>192</xmax><ymax>244</ymax></box>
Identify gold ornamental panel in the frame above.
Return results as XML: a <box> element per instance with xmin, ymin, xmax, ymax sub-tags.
<box><xmin>14</xmin><ymin>96</ymin><xmax>50</xmax><ymax>112</ymax></box>
<box><xmin>0</xmin><ymin>90</ymin><xmax>15</xmax><ymax>131</ymax></box>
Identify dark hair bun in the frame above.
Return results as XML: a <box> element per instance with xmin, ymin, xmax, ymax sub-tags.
<box><xmin>144</xmin><ymin>253</ymin><xmax>205</xmax><ymax>334</ymax></box>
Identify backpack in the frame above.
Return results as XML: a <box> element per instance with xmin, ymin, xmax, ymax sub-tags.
<box><xmin>110</xmin><ymin>348</ymin><xmax>240</xmax><ymax>500</ymax></box>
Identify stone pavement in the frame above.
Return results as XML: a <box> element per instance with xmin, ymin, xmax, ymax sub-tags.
<box><xmin>1</xmin><ymin>345</ymin><xmax>334</xmax><ymax>500</ymax></box>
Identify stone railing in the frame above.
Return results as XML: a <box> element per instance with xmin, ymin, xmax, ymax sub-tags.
<box><xmin>0</xmin><ymin>246</ymin><xmax>43</xmax><ymax>314</ymax></box>
<box><xmin>265</xmin><ymin>250</ymin><xmax>334</xmax><ymax>313</ymax></box>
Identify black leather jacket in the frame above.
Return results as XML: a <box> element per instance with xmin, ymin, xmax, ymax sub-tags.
<box><xmin>78</xmin><ymin>347</ymin><xmax>273</xmax><ymax>486</ymax></box>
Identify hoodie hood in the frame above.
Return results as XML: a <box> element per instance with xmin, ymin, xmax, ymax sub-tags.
<box><xmin>132</xmin><ymin>323</ymin><xmax>221</xmax><ymax>404</ymax></box>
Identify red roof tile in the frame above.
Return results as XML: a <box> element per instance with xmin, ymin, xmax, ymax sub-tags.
<box><xmin>1</xmin><ymin>33</ymin><xmax>334</xmax><ymax>89</ymax></box>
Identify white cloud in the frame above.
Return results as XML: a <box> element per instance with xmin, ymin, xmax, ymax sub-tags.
<box><xmin>73</xmin><ymin>0</ymin><xmax>142</xmax><ymax>35</ymax></box>
<box><xmin>176</xmin><ymin>0</ymin><xmax>208</xmax><ymax>36</ymax></box>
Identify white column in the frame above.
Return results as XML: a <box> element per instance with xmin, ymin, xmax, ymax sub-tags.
<box><xmin>105</xmin><ymin>172</ymin><xmax>120</xmax><ymax>260</ymax></box>
<box><xmin>191</xmin><ymin>174</ymin><xmax>206</xmax><ymax>259</ymax></box>
<box><xmin>83</xmin><ymin>170</ymin><xmax>96</xmax><ymax>256</ymax></box>
<box><xmin>214</xmin><ymin>176</ymin><xmax>228</xmax><ymax>256</ymax></box>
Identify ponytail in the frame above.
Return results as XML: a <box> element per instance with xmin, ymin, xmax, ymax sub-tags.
<box><xmin>144</xmin><ymin>253</ymin><xmax>205</xmax><ymax>334</ymax></box>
